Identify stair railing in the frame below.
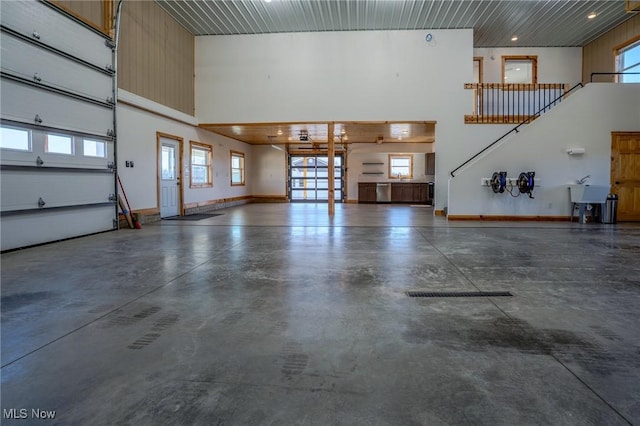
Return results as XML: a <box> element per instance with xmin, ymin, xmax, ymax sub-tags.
<box><xmin>450</xmin><ymin>82</ymin><xmax>584</xmax><ymax>178</ymax></box>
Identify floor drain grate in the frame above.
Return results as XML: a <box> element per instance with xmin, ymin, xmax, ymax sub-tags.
<box><xmin>406</xmin><ymin>291</ymin><xmax>513</xmax><ymax>298</ymax></box>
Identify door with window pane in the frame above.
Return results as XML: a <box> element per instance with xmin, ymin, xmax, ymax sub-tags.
<box><xmin>159</xmin><ymin>137</ymin><xmax>180</xmax><ymax>218</ymax></box>
<box><xmin>289</xmin><ymin>155</ymin><xmax>343</xmax><ymax>202</ymax></box>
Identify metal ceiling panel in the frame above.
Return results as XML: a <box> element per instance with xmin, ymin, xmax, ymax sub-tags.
<box><xmin>155</xmin><ymin>0</ymin><xmax>635</xmax><ymax>47</ymax></box>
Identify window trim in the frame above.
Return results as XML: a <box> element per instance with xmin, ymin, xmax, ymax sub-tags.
<box><xmin>473</xmin><ymin>56</ymin><xmax>484</xmax><ymax>83</ymax></box>
<box><xmin>189</xmin><ymin>141</ymin><xmax>213</xmax><ymax>188</ymax></box>
<box><xmin>502</xmin><ymin>55</ymin><xmax>538</xmax><ymax>85</ymax></box>
<box><xmin>230</xmin><ymin>150</ymin><xmax>245</xmax><ymax>186</ymax></box>
<box><xmin>614</xmin><ymin>35</ymin><xmax>640</xmax><ymax>83</ymax></box>
<box><xmin>388</xmin><ymin>154</ymin><xmax>413</xmax><ymax>180</ymax></box>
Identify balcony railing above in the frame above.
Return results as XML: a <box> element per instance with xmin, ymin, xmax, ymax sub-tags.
<box><xmin>464</xmin><ymin>83</ymin><xmax>569</xmax><ymax>124</ymax></box>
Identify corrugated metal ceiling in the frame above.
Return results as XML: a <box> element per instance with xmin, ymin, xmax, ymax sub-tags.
<box><xmin>154</xmin><ymin>0</ymin><xmax>635</xmax><ymax>47</ymax></box>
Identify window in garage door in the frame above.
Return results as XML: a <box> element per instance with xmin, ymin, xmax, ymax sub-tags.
<box><xmin>0</xmin><ymin>126</ymin><xmax>31</xmax><ymax>151</ymax></box>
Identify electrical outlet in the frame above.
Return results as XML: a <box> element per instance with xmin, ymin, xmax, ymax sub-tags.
<box><xmin>481</xmin><ymin>178</ymin><xmax>491</xmax><ymax>186</ymax></box>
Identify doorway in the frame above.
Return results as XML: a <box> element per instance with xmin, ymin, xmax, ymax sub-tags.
<box><xmin>158</xmin><ymin>133</ymin><xmax>183</xmax><ymax>218</ymax></box>
<box><xmin>289</xmin><ymin>154</ymin><xmax>344</xmax><ymax>202</ymax></box>
<box><xmin>611</xmin><ymin>132</ymin><xmax>640</xmax><ymax>221</ymax></box>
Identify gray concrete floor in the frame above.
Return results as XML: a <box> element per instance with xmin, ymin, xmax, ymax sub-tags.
<box><xmin>1</xmin><ymin>203</ymin><xmax>640</xmax><ymax>425</ymax></box>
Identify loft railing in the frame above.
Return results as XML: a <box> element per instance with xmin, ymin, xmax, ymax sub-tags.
<box><xmin>450</xmin><ymin>82</ymin><xmax>584</xmax><ymax>178</ymax></box>
<box><xmin>464</xmin><ymin>83</ymin><xmax>568</xmax><ymax>124</ymax></box>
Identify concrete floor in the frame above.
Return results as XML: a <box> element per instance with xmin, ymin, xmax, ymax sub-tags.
<box><xmin>1</xmin><ymin>203</ymin><xmax>639</xmax><ymax>425</ymax></box>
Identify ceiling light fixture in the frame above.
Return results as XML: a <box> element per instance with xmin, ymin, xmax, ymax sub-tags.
<box><xmin>511</xmin><ymin>36</ymin><xmax>518</xmax><ymax>42</ymax></box>
<box><xmin>588</xmin><ymin>12</ymin><xmax>597</xmax><ymax>19</ymax></box>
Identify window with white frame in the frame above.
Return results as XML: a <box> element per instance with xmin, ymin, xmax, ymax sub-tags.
<box><xmin>45</xmin><ymin>133</ymin><xmax>74</xmax><ymax>155</ymax></box>
<box><xmin>83</xmin><ymin>139</ymin><xmax>107</xmax><ymax>157</ymax></box>
<box><xmin>0</xmin><ymin>125</ymin><xmax>31</xmax><ymax>151</ymax></box>
<box><xmin>616</xmin><ymin>39</ymin><xmax>640</xmax><ymax>83</ymax></box>
<box><xmin>389</xmin><ymin>155</ymin><xmax>413</xmax><ymax>179</ymax></box>
<box><xmin>230</xmin><ymin>150</ymin><xmax>245</xmax><ymax>186</ymax></box>
<box><xmin>190</xmin><ymin>141</ymin><xmax>212</xmax><ymax>187</ymax></box>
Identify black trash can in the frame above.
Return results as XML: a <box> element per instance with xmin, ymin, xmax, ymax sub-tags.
<box><xmin>602</xmin><ymin>193</ymin><xmax>618</xmax><ymax>224</ymax></box>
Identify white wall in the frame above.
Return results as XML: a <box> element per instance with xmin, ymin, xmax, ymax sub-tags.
<box><xmin>448</xmin><ymin>83</ymin><xmax>640</xmax><ymax>217</ymax></box>
<box><xmin>251</xmin><ymin>145</ymin><xmax>287</xmax><ymax>196</ymax></box>
<box><xmin>194</xmin><ymin>33</ymin><xmax>596</xmax><ymax>212</ymax></box>
<box><xmin>474</xmin><ymin>47</ymin><xmax>582</xmax><ymax>85</ymax></box>
<box><xmin>117</xmin><ymin>90</ymin><xmax>252</xmax><ymax>211</ymax></box>
<box><xmin>196</xmin><ymin>29</ymin><xmax>473</xmax><ymax>210</ymax></box>
<box><xmin>346</xmin><ymin>144</ymin><xmax>433</xmax><ymax>201</ymax></box>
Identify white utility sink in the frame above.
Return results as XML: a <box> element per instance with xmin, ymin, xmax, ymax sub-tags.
<box><xmin>569</xmin><ymin>185</ymin><xmax>610</xmax><ymax>204</ymax></box>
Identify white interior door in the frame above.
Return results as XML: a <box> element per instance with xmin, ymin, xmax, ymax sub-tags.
<box><xmin>159</xmin><ymin>138</ymin><xmax>180</xmax><ymax>218</ymax></box>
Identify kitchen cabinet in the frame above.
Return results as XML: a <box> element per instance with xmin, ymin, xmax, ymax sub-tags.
<box><xmin>426</xmin><ymin>153</ymin><xmax>435</xmax><ymax>175</ymax></box>
<box><xmin>392</xmin><ymin>183</ymin><xmax>430</xmax><ymax>204</ymax></box>
<box><xmin>359</xmin><ymin>182</ymin><xmax>431</xmax><ymax>204</ymax></box>
<box><xmin>358</xmin><ymin>183</ymin><xmax>377</xmax><ymax>203</ymax></box>
<box><xmin>391</xmin><ymin>183</ymin><xmax>414</xmax><ymax>202</ymax></box>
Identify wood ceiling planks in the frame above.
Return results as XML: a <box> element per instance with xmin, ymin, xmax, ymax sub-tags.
<box><xmin>199</xmin><ymin>121</ymin><xmax>436</xmax><ymax>145</ymax></box>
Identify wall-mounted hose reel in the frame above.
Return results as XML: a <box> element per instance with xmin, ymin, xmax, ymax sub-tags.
<box><xmin>485</xmin><ymin>171</ymin><xmax>536</xmax><ymax>198</ymax></box>
<box><xmin>517</xmin><ymin>172</ymin><xmax>535</xmax><ymax>198</ymax></box>
<box><xmin>490</xmin><ymin>171</ymin><xmax>507</xmax><ymax>193</ymax></box>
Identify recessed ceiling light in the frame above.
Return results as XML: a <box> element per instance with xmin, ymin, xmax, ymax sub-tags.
<box><xmin>511</xmin><ymin>36</ymin><xmax>518</xmax><ymax>42</ymax></box>
<box><xmin>515</xmin><ymin>68</ymin><xmax>521</xmax><ymax>71</ymax></box>
<box><xmin>265</xmin><ymin>0</ymin><xmax>272</xmax><ymax>3</ymax></box>
<box><xmin>588</xmin><ymin>12</ymin><xmax>597</xmax><ymax>19</ymax></box>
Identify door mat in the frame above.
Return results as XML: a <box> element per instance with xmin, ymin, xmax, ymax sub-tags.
<box><xmin>163</xmin><ymin>214</ymin><xmax>223</xmax><ymax>221</ymax></box>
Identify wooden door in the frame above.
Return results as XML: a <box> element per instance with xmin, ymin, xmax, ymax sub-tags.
<box><xmin>611</xmin><ymin>132</ymin><xmax>640</xmax><ymax>221</ymax></box>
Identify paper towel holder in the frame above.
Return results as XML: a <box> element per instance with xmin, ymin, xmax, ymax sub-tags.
<box><xmin>566</xmin><ymin>147</ymin><xmax>585</xmax><ymax>156</ymax></box>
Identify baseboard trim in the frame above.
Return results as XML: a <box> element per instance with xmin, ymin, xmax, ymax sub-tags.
<box><xmin>434</xmin><ymin>209</ymin><xmax>446</xmax><ymax>216</ymax></box>
<box><xmin>184</xmin><ymin>196</ymin><xmax>252</xmax><ymax>210</ymax></box>
<box><xmin>252</xmin><ymin>195</ymin><xmax>289</xmax><ymax>203</ymax></box>
<box><xmin>447</xmin><ymin>215</ymin><xmax>570</xmax><ymax>221</ymax></box>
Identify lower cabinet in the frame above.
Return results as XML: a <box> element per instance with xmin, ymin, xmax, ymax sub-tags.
<box><xmin>358</xmin><ymin>183</ymin><xmax>377</xmax><ymax>203</ymax></box>
<box><xmin>392</xmin><ymin>183</ymin><xmax>429</xmax><ymax>204</ymax></box>
<box><xmin>359</xmin><ymin>182</ymin><xmax>431</xmax><ymax>204</ymax></box>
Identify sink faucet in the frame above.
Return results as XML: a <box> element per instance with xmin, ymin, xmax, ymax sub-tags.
<box><xmin>577</xmin><ymin>175</ymin><xmax>590</xmax><ymax>184</ymax></box>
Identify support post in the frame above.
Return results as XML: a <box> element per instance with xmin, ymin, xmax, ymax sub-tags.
<box><xmin>328</xmin><ymin>122</ymin><xmax>335</xmax><ymax>216</ymax></box>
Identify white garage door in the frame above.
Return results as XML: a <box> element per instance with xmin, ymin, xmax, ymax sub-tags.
<box><xmin>0</xmin><ymin>0</ymin><xmax>117</xmax><ymax>251</ymax></box>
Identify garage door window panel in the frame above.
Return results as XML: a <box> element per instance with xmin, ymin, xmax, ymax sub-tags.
<box><xmin>83</xmin><ymin>139</ymin><xmax>107</xmax><ymax>158</ymax></box>
<box><xmin>45</xmin><ymin>134</ymin><xmax>74</xmax><ymax>155</ymax></box>
<box><xmin>1</xmin><ymin>126</ymin><xmax>31</xmax><ymax>152</ymax></box>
